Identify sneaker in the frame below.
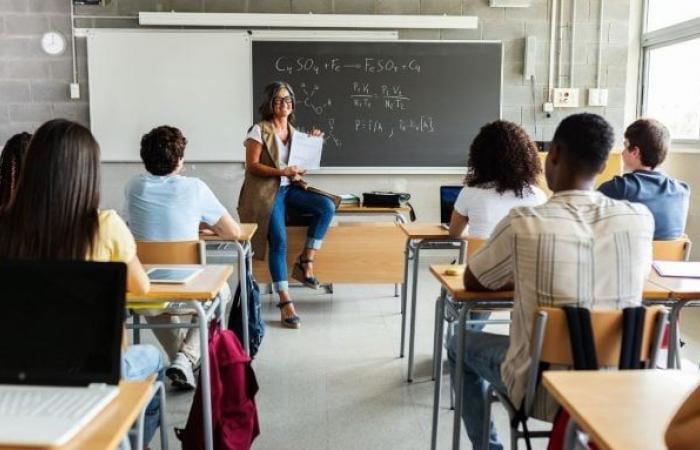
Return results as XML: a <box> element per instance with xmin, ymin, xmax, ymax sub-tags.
<box><xmin>166</xmin><ymin>353</ymin><xmax>196</xmax><ymax>390</ymax></box>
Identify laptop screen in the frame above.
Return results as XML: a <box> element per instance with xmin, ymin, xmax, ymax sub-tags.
<box><xmin>440</xmin><ymin>186</ymin><xmax>463</xmax><ymax>224</ymax></box>
<box><xmin>0</xmin><ymin>261</ymin><xmax>125</xmax><ymax>386</ymax></box>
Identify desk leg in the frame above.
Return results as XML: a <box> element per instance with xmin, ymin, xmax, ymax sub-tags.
<box><xmin>458</xmin><ymin>241</ymin><xmax>466</xmax><ymax>264</ymax></box>
<box><xmin>400</xmin><ymin>240</ymin><xmax>413</xmax><ymax>358</ymax></box>
<box><xmin>452</xmin><ymin>304</ymin><xmax>470</xmax><ymax>450</ymax></box>
<box><xmin>193</xmin><ymin>302</ymin><xmax>214</xmax><ymax>450</ymax></box>
<box><xmin>157</xmin><ymin>381</ymin><xmax>169</xmax><ymax>450</ymax></box>
<box><xmin>431</xmin><ymin>289</ymin><xmax>447</xmax><ymax>450</ymax></box>
<box><xmin>234</xmin><ymin>242</ymin><xmax>250</xmax><ymax>355</ymax></box>
<box><xmin>407</xmin><ymin>241</ymin><xmax>422</xmax><ymax>382</ymax></box>
<box><xmin>667</xmin><ymin>300</ymin><xmax>685</xmax><ymax>369</ymax></box>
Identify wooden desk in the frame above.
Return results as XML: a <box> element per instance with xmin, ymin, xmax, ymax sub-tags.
<box><xmin>200</xmin><ymin>223</ymin><xmax>258</xmax><ymax>242</ymax></box>
<box><xmin>428</xmin><ymin>264</ymin><xmax>675</xmax><ymax>450</ymax></box>
<box><xmin>398</xmin><ymin>225</ymin><xmax>467</xmax><ymax>381</ymax></box>
<box><xmin>543</xmin><ymin>370</ymin><xmax>700</xmax><ymax>450</ymax></box>
<box><xmin>128</xmin><ymin>264</ymin><xmax>232</xmax><ymax>450</ymax></box>
<box><xmin>128</xmin><ymin>264</ymin><xmax>233</xmax><ymax>301</ymax></box>
<box><xmin>337</xmin><ymin>204</ymin><xmax>410</xmax><ymax>223</ymax></box>
<box><xmin>0</xmin><ymin>380</ymin><xmax>154</xmax><ymax>450</ymax></box>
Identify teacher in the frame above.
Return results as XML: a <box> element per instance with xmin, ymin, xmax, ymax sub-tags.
<box><xmin>238</xmin><ymin>81</ymin><xmax>336</xmax><ymax>329</ymax></box>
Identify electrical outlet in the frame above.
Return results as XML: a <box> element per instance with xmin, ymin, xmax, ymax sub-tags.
<box><xmin>588</xmin><ymin>88</ymin><xmax>608</xmax><ymax>107</ymax></box>
<box><xmin>69</xmin><ymin>83</ymin><xmax>80</xmax><ymax>99</ymax></box>
<box><xmin>552</xmin><ymin>88</ymin><xmax>580</xmax><ymax>108</ymax></box>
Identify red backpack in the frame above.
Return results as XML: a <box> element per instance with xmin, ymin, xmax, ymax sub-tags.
<box><xmin>176</xmin><ymin>324</ymin><xmax>260</xmax><ymax>450</ymax></box>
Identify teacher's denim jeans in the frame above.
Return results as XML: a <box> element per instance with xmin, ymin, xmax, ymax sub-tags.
<box><xmin>447</xmin><ymin>330</ymin><xmax>509</xmax><ymax>450</ymax></box>
<box><xmin>268</xmin><ymin>184</ymin><xmax>335</xmax><ymax>293</ymax></box>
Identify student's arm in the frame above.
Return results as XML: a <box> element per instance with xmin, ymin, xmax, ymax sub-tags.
<box><xmin>598</xmin><ymin>176</ymin><xmax>626</xmax><ymax>199</ymax></box>
<box><xmin>448</xmin><ymin>210</ymin><xmax>469</xmax><ymax>239</ymax></box>
<box><xmin>126</xmin><ymin>255</ymin><xmax>150</xmax><ymax>295</ymax></box>
<box><xmin>245</xmin><ymin>139</ymin><xmax>304</xmax><ymax>178</ymax></box>
<box><xmin>462</xmin><ymin>216</ymin><xmax>515</xmax><ymax>292</ymax></box>
<box><xmin>210</xmin><ymin>213</ymin><xmax>241</xmax><ymax>240</ymax></box>
<box><xmin>666</xmin><ymin>384</ymin><xmax>700</xmax><ymax>450</ymax></box>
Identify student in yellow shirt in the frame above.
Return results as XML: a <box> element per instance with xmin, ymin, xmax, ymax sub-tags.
<box><xmin>0</xmin><ymin>119</ymin><xmax>163</xmax><ymax>447</ymax></box>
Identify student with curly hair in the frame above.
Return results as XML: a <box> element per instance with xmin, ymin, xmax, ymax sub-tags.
<box><xmin>448</xmin><ymin>120</ymin><xmax>546</xmax><ymax>240</ymax></box>
<box><xmin>0</xmin><ymin>132</ymin><xmax>32</xmax><ymax>210</ymax></box>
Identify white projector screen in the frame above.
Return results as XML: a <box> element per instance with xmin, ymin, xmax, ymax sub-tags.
<box><xmin>87</xmin><ymin>29</ymin><xmax>251</xmax><ymax>162</ymax></box>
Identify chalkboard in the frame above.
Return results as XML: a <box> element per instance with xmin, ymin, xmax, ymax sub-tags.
<box><xmin>252</xmin><ymin>41</ymin><xmax>502</xmax><ymax>168</ymax></box>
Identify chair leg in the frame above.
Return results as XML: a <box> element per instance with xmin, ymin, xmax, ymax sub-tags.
<box><xmin>132</xmin><ymin>314</ymin><xmax>141</xmax><ymax>345</ymax></box>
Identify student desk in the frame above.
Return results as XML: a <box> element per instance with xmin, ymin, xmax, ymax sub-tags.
<box><xmin>337</xmin><ymin>204</ymin><xmax>410</xmax><ymax>224</ymax></box>
<box><xmin>0</xmin><ymin>380</ymin><xmax>155</xmax><ymax>450</ymax></box>
<box><xmin>128</xmin><ymin>264</ymin><xmax>233</xmax><ymax>450</ymax></box>
<box><xmin>427</xmin><ymin>264</ymin><xmax>675</xmax><ymax>450</ymax></box>
<box><xmin>645</xmin><ymin>267</ymin><xmax>700</xmax><ymax>369</ymax></box>
<box><xmin>200</xmin><ymin>223</ymin><xmax>257</xmax><ymax>354</ymax></box>
<box><xmin>398</xmin><ymin>223</ymin><xmax>466</xmax><ymax>382</ymax></box>
<box><xmin>543</xmin><ymin>370</ymin><xmax>700</xmax><ymax>450</ymax></box>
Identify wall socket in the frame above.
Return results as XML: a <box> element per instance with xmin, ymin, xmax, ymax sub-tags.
<box><xmin>552</xmin><ymin>88</ymin><xmax>579</xmax><ymax>108</ymax></box>
<box><xmin>588</xmin><ymin>88</ymin><xmax>608</xmax><ymax>106</ymax></box>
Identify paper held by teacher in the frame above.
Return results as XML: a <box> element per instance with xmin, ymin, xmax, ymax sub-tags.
<box><xmin>289</xmin><ymin>133</ymin><xmax>324</xmax><ymax>170</ymax></box>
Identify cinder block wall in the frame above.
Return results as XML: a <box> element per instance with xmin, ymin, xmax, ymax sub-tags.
<box><xmin>1</xmin><ymin>0</ymin><xmax>633</xmax><ymax>222</ymax></box>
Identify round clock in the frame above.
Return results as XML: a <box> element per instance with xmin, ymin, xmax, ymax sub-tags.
<box><xmin>41</xmin><ymin>31</ymin><xmax>66</xmax><ymax>56</ymax></box>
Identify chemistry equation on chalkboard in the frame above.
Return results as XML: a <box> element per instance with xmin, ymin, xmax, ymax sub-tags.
<box><xmin>274</xmin><ymin>56</ymin><xmax>422</xmax><ymax>75</ymax></box>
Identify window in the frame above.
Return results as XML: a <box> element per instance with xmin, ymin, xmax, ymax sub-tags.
<box><xmin>647</xmin><ymin>0</ymin><xmax>700</xmax><ymax>32</ymax></box>
<box><xmin>641</xmin><ymin>2</ymin><xmax>700</xmax><ymax>143</ymax></box>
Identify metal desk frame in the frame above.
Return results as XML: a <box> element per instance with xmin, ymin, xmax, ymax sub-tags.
<box><xmin>402</xmin><ymin>238</ymin><xmax>466</xmax><ymax>381</ymax></box>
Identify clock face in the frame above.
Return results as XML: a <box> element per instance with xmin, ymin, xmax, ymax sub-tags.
<box><xmin>41</xmin><ymin>32</ymin><xmax>66</xmax><ymax>56</ymax></box>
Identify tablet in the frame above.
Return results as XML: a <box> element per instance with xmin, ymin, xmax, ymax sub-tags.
<box><xmin>147</xmin><ymin>268</ymin><xmax>203</xmax><ymax>284</ymax></box>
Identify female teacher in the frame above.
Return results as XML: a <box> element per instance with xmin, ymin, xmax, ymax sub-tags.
<box><xmin>239</xmin><ymin>81</ymin><xmax>335</xmax><ymax>329</ymax></box>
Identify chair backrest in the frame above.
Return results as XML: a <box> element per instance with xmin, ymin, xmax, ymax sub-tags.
<box><xmin>135</xmin><ymin>240</ymin><xmax>206</xmax><ymax>265</ymax></box>
<box><xmin>652</xmin><ymin>237</ymin><xmax>692</xmax><ymax>261</ymax></box>
<box><xmin>466</xmin><ymin>238</ymin><xmax>486</xmax><ymax>259</ymax></box>
<box><xmin>536</xmin><ymin>306</ymin><xmax>667</xmax><ymax>367</ymax></box>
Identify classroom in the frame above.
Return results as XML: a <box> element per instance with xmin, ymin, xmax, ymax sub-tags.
<box><xmin>1</xmin><ymin>0</ymin><xmax>700</xmax><ymax>449</ymax></box>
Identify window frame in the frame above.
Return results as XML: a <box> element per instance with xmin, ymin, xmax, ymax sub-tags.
<box><xmin>639</xmin><ymin>2</ymin><xmax>700</xmax><ymax>146</ymax></box>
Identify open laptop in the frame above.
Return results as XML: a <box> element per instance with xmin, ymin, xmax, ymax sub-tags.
<box><xmin>440</xmin><ymin>185</ymin><xmax>462</xmax><ymax>229</ymax></box>
<box><xmin>0</xmin><ymin>261</ymin><xmax>126</xmax><ymax>447</ymax></box>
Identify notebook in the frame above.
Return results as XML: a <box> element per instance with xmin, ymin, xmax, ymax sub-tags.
<box><xmin>0</xmin><ymin>261</ymin><xmax>124</xmax><ymax>446</ymax></box>
<box><xmin>653</xmin><ymin>261</ymin><xmax>700</xmax><ymax>278</ymax></box>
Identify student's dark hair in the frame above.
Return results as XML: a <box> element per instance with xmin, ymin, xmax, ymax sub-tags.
<box><xmin>624</xmin><ymin>118</ymin><xmax>670</xmax><ymax>169</ymax></box>
<box><xmin>258</xmin><ymin>81</ymin><xmax>296</xmax><ymax>124</ymax></box>
<box><xmin>140</xmin><ymin>125</ymin><xmax>187</xmax><ymax>176</ymax></box>
<box><xmin>0</xmin><ymin>132</ymin><xmax>32</xmax><ymax>209</ymax></box>
<box><xmin>465</xmin><ymin>120</ymin><xmax>542</xmax><ymax>197</ymax></box>
<box><xmin>0</xmin><ymin>119</ymin><xmax>100</xmax><ymax>260</ymax></box>
<box><xmin>552</xmin><ymin>113</ymin><xmax>615</xmax><ymax>176</ymax></box>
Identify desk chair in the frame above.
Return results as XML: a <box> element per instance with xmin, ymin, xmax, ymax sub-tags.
<box><xmin>653</xmin><ymin>237</ymin><xmax>692</xmax><ymax>261</ymax></box>
<box><xmin>130</xmin><ymin>240</ymin><xmax>209</xmax><ymax>346</ymax></box>
<box><xmin>480</xmin><ymin>305</ymin><xmax>668</xmax><ymax>450</ymax></box>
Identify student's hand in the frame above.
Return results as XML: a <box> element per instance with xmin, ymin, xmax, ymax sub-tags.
<box><xmin>283</xmin><ymin>165</ymin><xmax>306</xmax><ymax>177</ymax></box>
<box><xmin>309</xmin><ymin>128</ymin><xmax>324</xmax><ymax>138</ymax></box>
<box><xmin>199</xmin><ymin>228</ymin><xmax>215</xmax><ymax>236</ymax></box>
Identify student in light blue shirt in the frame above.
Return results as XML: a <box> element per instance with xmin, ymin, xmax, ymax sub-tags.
<box><xmin>125</xmin><ymin>125</ymin><xmax>240</xmax><ymax>390</ymax></box>
<box><xmin>598</xmin><ymin>118</ymin><xmax>689</xmax><ymax>240</ymax></box>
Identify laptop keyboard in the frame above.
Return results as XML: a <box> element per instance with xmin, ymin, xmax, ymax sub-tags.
<box><xmin>0</xmin><ymin>388</ymin><xmax>106</xmax><ymax>419</ymax></box>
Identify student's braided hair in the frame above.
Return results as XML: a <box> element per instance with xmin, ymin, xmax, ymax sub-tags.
<box><xmin>465</xmin><ymin>120</ymin><xmax>542</xmax><ymax>198</ymax></box>
<box><xmin>0</xmin><ymin>132</ymin><xmax>32</xmax><ymax>210</ymax></box>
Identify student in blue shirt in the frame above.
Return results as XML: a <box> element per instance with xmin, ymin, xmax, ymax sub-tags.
<box><xmin>598</xmin><ymin>118</ymin><xmax>689</xmax><ymax>240</ymax></box>
<box><xmin>125</xmin><ymin>125</ymin><xmax>241</xmax><ymax>390</ymax></box>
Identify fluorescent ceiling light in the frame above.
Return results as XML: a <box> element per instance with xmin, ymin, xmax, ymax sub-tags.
<box><xmin>139</xmin><ymin>12</ymin><xmax>478</xmax><ymax>29</ymax></box>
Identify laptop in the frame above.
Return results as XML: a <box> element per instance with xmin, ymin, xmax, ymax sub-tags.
<box><xmin>0</xmin><ymin>261</ymin><xmax>126</xmax><ymax>447</ymax></box>
<box><xmin>440</xmin><ymin>185</ymin><xmax>463</xmax><ymax>229</ymax></box>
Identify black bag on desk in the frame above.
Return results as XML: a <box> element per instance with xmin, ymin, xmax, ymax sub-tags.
<box><xmin>362</xmin><ymin>191</ymin><xmax>416</xmax><ymax>221</ymax></box>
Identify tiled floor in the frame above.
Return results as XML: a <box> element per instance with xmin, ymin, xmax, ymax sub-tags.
<box><xmin>144</xmin><ymin>257</ymin><xmax>700</xmax><ymax>449</ymax></box>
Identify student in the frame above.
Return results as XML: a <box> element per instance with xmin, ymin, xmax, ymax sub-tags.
<box><xmin>598</xmin><ymin>118</ymin><xmax>689</xmax><ymax>240</ymax></box>
<box><xmin>125</xmin><ymin>125</ymin><xmax>239</xmax><ymax>390</ymax></box>
<box><xmin>0</xmin><ymin>132</ymin><xmax>32</xmax><ymax>210</ymax></box>
<box><xmin>0</xmin><ymin>119</ymin><xmax>164</xmax><ymax>448</ymax></box>
<box><xmin>666</xmin><ymin>383</ymin><xmax>700</xmax><ymax>450</ymax></box>
<box><xmin>448</xmin><ymin>120</ymin><xmax>546</xmax><ymax>239</ymax></box>
<box><xmin>448</xmin><ymin>113</ymin><xmax>654</xmax><ymax>450</ymax></box>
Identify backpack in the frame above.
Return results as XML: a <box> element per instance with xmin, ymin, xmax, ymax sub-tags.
<box><xmin>175</xmin><ymin>323</ymin><xmax>260</xmax><ymax>450</ymax></box>
<box><xmin>229</xmin><ymin>258</ymin><xmax>265</xmax><ymax>356</ymax></box>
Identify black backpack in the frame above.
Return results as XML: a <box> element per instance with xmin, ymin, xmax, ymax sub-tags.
<box><xmin>228</xmin><ymin>259</ymin><xmax>265</xmax><ymax>357</ymax></box>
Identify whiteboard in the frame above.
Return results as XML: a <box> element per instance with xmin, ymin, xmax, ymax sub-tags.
<box><xmin>87</xmin><ymin>30</ymin><xmax>251</xmax><ymax>162</ymax></box>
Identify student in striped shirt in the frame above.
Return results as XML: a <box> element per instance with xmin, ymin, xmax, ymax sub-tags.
<box><xmin>448</xmin><ymin>113</ymin><xmax>655</xmax><ymax>450</ymax></box>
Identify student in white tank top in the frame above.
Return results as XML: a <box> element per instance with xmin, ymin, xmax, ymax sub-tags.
<box><xmin>448</xmin><ymin>120</ymin><xmax>547</xmax><ymax>240</ymax></box>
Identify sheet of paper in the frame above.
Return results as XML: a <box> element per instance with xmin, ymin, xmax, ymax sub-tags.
<box><xmin>289</xmin><ymin>133</ymin><xmax>324</xmax><ymax>170</ymax></box>
<box><xmin>653</xmin><ymin>261</ymin><xmax>700</xmax><ymax>278</ymax></box>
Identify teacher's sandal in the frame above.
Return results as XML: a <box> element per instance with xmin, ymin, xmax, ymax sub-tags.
<box><xmin>292</xmin><ymin>257</ymin><xmax>322</xmax><ymax>289</ymax></box>
<box><xmin>277</xmin><ymin>301</ymin><xmax>301</xmax><ymax>329</ymax></box>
